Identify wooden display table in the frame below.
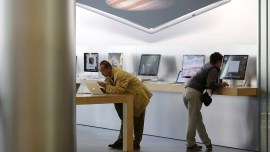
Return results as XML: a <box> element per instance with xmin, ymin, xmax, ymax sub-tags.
<box><xmin>143</xmin><ymin>82</ymin><xmax>257</xmax><ymax>96</ymax></box>
<box><xmin>76</xmin><ymin>94</ymin><xmax>134</xmax><ymax>152</ymax></box>
<box><xmin>143</xmin><ymin>82</ymin><xmax>185</xmax><ymax>93</ymax></box>
<box><xmin>215</xmin><ymin>86</ymin><xmax>257</xmax><ymax>96</ymax></box>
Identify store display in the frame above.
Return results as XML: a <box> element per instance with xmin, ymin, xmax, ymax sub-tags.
<box><xmin>220</xmin><ymin>55</ymin><xmax>249</xmax><ymax>80</ymax></box>
<box><xmin>182</xmin><ymin>55</ymin><xmax>205</xmax><ymax>78</ymax></box>
<box><xmin>138</xmin><ymin>54</ymin><xmax>161</xmax><ymax>76</ymax></box>
<box><xmin>108</xmin><ymin>53</ymin><xmax>123</xmax><ymax>69</ymax></box>
<box><xmin>84</xmin><ymin>53</ymin><xmax>99</xmax><ymax>72</ymax></box>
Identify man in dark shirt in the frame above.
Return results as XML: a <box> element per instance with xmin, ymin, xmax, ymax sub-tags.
<box><xmin>183</xmin><ymin>52</ymin><xmax>229</xmax><ymax>151</ymax></box>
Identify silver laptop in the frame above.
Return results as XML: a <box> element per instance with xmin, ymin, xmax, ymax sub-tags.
<box><xmin>84</xmin><ymin>82</ymin><xmax>105</xmax><ymax>95</ymax></box>
<box><xmin>76</xmin><ymin>0</ymin><xmax>231</xmax><ymax>34</ymax></box>
<box><xmin>167</xmin><ymin>71</ymin><xmax>185</xmax><ymax>84</ymax></box>
<box><xmin>175</xmin><ymin>71</ymin><xmax>185</xmax><ymax>83</ymax></box>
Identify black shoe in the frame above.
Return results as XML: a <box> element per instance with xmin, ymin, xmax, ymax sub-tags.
<box><xmin>187</xmin><ymin>144</ymin><xmax>202</xmax><ymax>151</ymax></box>
<box><xmin>206</xmin><ymin>144</ymin><xmax>212</xmax><ymax>151</ymax></box>
<box><xmin>108</xmin><ymin>141</ymin><xmax>123</xmax><ymax>149</ymax></box>
<box><xmin>134</xmin><ymin>143</ymin><xmax>140</xmax><ymax>150</ymax></box>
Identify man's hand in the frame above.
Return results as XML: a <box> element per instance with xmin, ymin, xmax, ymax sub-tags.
<box><xmin>220</xmin><ymin>82</ymin><xmax>229</xmax><ymax>87</ymax></box>
<box><xmin>98</xmin><ymin>81</ymin><xmax>107</xmax><ymax>89</ymax></box>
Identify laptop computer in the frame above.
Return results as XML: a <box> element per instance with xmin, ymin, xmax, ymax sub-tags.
<box><xmin>84</xmin><ymin>81</ymin><xmax>105</xmax><ymax>95</ymax></box>
<box><xmin>167</xmin><ymin>71</ymin><xmax>185</xmax><ymax>84</ymax></box>
<box><xmin>76</xmin><ymin>0</ymin><xmax>231</xmax><ymax>34</ymax></box>
<box><xmin>175</xmin><ymin>71</ymin><xmax>185</xmax><ymax>83</ymax></box>
<box><xmin>76</xmin><ymin>83</ymin><xmax>81</xmax><ymax>93</ymax></box>
<box><xmin>168</xmin><ymin>71</ymin><xmax>186</xmax><ymax>84</ymax></box>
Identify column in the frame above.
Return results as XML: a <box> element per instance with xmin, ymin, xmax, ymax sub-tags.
<box><xmin>259</xmin><ymin>0</ymin><xmax>270</xmax><ymax>151</ymax></box>
<box><xmin>0</xmin><ymin>0</ymin><xmax>76</xmax><ymax>152</ymax></box>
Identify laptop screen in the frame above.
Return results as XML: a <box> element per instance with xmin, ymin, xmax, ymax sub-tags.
<box><xmin>176</xmin><ymin>71</ymin><xmax>185</xmax><ymax>83</ymax></box>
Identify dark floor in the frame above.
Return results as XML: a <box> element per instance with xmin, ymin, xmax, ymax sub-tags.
<box><xmin>77</xmin><ymin>125</ymin><xmax>254</xmax><ymax>152</ymax></box>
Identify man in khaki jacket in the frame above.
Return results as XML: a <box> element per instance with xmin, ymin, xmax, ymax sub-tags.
<box><xmin>98</xmin><ymin>60</ymin><xmax>152</xmax><ymax>150</ymax></box>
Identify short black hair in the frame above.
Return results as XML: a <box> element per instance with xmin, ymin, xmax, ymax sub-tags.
<box><xmin>100</xmin><ymin>60</ymin><xmax>112</xmax><ymax>69</ymax></box>
<box><xmin>210</xmin><ymin>52</ymin><xmax>223</xmax><ymax>64</ymax></box>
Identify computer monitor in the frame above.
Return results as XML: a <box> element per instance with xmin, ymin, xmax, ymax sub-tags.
<box><xmin>84</xmin><ymin>53</ymin><xmax>99</xmax><ymax>72</ymax></box>
<box><xmin>182</xmin><ymin>55</ymin><xmax>205</xmax><ymax>78</ymax></box>
<box><xmin>108</xmin><ymin>53</ymin><xmax>123</xmax><ymax>69</ymax></box>
<box><xmin>220</xmin><ymin>55</ymin><xmax>248</xmax><ymax>80</ymax></box>
<box><xmin>138</xmin><ymin>54</ymin><xmax>161</xmax><ymax>76</ymax></box>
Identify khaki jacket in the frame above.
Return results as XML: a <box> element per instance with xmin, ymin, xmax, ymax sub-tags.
<box><xmin>105</xmin><ymin>67</ymin><xmax>152</xmax><ymax>117</ymax></box>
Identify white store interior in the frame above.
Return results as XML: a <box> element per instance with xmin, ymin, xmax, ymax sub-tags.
<box><xmin>75</xmin><ymin>0</ymin><xmax>259</xmax><ymax>151</ymax></box>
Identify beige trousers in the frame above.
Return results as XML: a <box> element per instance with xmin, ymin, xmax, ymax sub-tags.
<box><xmin>183</xmin><ymin>87</ymin><xmax>212</xmax><ymax>147</ymax></box>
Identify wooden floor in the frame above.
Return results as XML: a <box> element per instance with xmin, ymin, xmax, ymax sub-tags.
<box><xmin>77</xmin><ymin>125</ymin><xmax>255</xmax><ymax>152</ymax></box>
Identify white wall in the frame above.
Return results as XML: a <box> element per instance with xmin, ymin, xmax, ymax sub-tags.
<box><xmin>76</xmin><ymin>0</ymin><xmax>258</xmax><ymax>83</ymax></box>
<box><xmin>76</xmin><ymin>0</ymin><xmax>257</xmax><ymax>46</ymax></box>
<box><xmin>76</xmin><ymin>0</ymin><xmax>258</xmax><ymax>150</ymax></box>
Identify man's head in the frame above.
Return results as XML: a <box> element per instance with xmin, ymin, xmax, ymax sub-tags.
<box><xmin>210</xmin><ymin>52</ymin><xmax>223</xmax><ymax>69</ymax></box>
<box><xmin>99</xmin><ymin>60</ymin><xmax>113</xmax><ymax>77</ymax></box>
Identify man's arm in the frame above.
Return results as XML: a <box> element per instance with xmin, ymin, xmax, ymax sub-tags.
<box><xmin>105</xmin><ymin>74</ymin><xmax>129</xmax><ymax>94</ymax></box>
<box><xmin>206</xmin><ymin>68</ymin><xmax>228</xmax><ymax>89</ymax></box>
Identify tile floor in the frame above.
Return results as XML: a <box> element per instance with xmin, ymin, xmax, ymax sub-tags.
<box><xmin>77</xmin><ymin>125</ymin><xmax>255</xmax><ymax>152</ymax></box>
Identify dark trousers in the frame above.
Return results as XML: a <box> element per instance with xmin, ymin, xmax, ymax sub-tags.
<box><xmin>114</xmin><ymin>103</ymin><xmax>146</xmax><ymax>145</ymax></box>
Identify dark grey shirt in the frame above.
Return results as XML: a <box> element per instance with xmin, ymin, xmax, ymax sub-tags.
<box><xmin>185</xmin><ymin>63</ymin><xmax>220</xmax><ymax>93</ymax></box>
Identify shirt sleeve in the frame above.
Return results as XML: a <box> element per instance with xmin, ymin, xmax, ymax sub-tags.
<box><xmin>105</xmin><ymin>73</ymin><xmax>129</xmax><ymax>94</ymax></box>
<box><xmin>206</xmin><ymin>68</ymin><xmax>219</xmax><ymax>89</ymax></box>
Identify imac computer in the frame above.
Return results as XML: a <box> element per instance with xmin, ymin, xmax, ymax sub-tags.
<box><xmin>220</xmin><ymin>55</ymin><xmax>249</xmax><ymax>86</ymax></box>
<box><xmin>84</xmin><ymin>53</ymin><xmax>100</xmax><ymax>79</ymax></box>
<box><xmin>182</xmin><ymin>55</ymin><xmax>205</xmax><ymax>78</ymax></box>
<box><xmin>138</xmin><ymin>54</ymin><xmax>161</xmax><ymax>81</ymax></box>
